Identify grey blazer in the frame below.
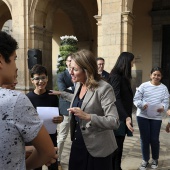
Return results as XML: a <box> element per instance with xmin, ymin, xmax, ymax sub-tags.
<box><xmin>61</xmin><ymin>80</ymin><xmax>119</xmax><ymax>157</ymax></box>
<box><xmin>57</xmin><ymin>69</ymin><xmax>74</xmax><ymax>116</ymax></box>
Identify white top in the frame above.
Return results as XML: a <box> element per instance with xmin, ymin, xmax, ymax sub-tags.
<box><xmin>0</xmin><ymin>88</ymin><xmax>43</xmax><ymax>170</ymax></box>
<box><xmin>133</xmin><ymin>81</ymin><xmax>169</xmax><ymax>120</ymax></box>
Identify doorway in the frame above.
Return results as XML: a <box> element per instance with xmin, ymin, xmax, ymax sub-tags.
<box><xmin>161</xmin><ymin>25</ymin><xmax>170</xmax><ymax>91</ymax></box>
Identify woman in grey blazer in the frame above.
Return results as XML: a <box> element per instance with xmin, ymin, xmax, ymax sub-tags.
<box><xmin>50</xmin><ymin>49</ymin><xmax>119</xmax><ymax>170</ymax></box>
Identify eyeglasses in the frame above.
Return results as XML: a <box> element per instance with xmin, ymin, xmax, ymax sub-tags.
<box><xmin>66</xmin><ymin>59</ymin><xmax>72</xmax><ymax>62</ymax></box>
<box><xmin>32</xmin><ymin>76</ymin><xmax>47</xmax><ymax>82</ymax></box>
<box><xmin>97</xmin><ymin>63</ymin><xmax>104</xmax><ymax>66</ymax></box>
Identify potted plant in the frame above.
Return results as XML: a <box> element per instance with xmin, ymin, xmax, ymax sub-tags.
<box><xmin>57</xmin><ymin>35</ymin><xmax>78</xmax><ymax>73</ymax></box>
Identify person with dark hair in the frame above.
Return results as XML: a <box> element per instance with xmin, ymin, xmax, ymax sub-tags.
<box><xmin>26</xmin><ymin>64</ymin><xmax>63</xmax><ymax>170</ymax></box>
<box><xmin>50</xmin><ymin>49</ymin><xmax>119</xmax><ymax>170</ymax></box>
<box><xmin>96</xmin><ymin>57</ymin><xmax>109</xmax><ymax>80</ymax></box>
<box><xmin>56</xmin><ymin>54</ymin><xmax>75</xmax><ymax>170</ymax></box>
<box><xmin>134</xmin><ymin>66</ymin><xmax>169</xmax><ymax>170</ymax></box>
<box><xmin>0</xmin><ymin>31</ymin><xmax>57</xmax><ymax>169</ymax></box>
<box><xmin>108</xmin><ymin>52</ymin><xmax>135</xmax><ymax>170</ymax></box>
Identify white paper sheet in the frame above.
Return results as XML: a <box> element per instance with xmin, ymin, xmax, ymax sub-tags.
<box><xmin>147</xmin><ymin>104</ymin><xmax>162</xmax><ymax>117</ymax></box>
<box><xmin>37</xmin><ymin>107</ymin><xmax>59</xmax><ymax>134</ymax></box>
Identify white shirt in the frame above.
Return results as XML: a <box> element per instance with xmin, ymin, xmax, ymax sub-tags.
<box><xmin>0</xmin><ymin>88</ymin><xmax>43</xmax><ymax>170</ymax></box>
<box><xmin>133</xmin><ymin>81</ymin><xmax>169</xmax><ymax>120</ymax></box>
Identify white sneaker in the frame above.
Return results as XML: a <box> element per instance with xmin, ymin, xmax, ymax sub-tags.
<box><xmin>139</xmin><ymin>160</ymin><xmax>149</xmax><ymax>170</ymax></box>
<box><xmin>151</xmin><ymin>159</ymin><xmax>158</xmax><ymax>169</ymax></box>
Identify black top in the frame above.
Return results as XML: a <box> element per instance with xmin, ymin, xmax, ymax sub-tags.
<box><xmin>101</xmin><ymin>70</ymin><xmax>110</xmax><ymax>81</ymax></box>
<box><xmin>72</xmin><ymin>91</ymin><xmax>86</xmax><ymax>122</ymax></box>
<box><xmin>108</xmin><ymin>74</ymin><xmax>133</xmax><ymax>136</ymax></box>
<box><xmin>26</xmin><ymin>89</ymin><xmax>59</xmax><ymax>109</ymax></box>
<box><xmin>108</xmin><ymin>74</ymin><xmax>133</xmax><ymax>121</ymax></box>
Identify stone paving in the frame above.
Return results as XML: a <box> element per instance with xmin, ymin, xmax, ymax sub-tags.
<box><xmin>44</xmin><ymin>111</ymin><xmax>170</xmax><ymax>170</ymax></box>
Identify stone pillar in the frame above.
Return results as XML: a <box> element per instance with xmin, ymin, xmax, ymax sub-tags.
<box><xmin>96</xmin><ymin>0</ymin><xmax>123</xmax><ymax>72</ymax></box>
<box><xmin>11</xmin><ymin>0</ymin><xmax>30</xmax><ymax>92</ymax></box>
<box><xmin>121</xmin><ymin>11</ymin><xmax>134</xmax><ymax>52</ymax></box>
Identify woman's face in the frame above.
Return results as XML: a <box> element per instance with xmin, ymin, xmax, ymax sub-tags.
<box><xmin>150</xmin><ymin>70</ymin><xmax>162</xmax><ymax>85</ymax></box>
<box><xmin>70</xmin><ymin>60</ymin><xmax>86</xmax><ymax>84</ymax></box>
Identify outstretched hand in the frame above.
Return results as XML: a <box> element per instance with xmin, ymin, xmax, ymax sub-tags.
<box><xmin>49</xmin><ymin>90</ymin><xmax>61</xmax><ymax>96</ymax></box>
<box><xmin>68</xmin><ymin>107</ymin><xmax>91</xmax><ymax>121</ymax></box>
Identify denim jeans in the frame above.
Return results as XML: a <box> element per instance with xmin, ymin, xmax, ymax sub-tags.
<box><xmin>137</xmin><ymin>116</ymin><xmax>162</xmax><ymax>162</ymax></box>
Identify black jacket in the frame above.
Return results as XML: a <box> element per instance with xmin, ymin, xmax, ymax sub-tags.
<box><xmin>101</xmin><ymin>70</ymin><xmax>110</xmax><ymax>81</ymax></box>
<box><xmin>108</xmin><ymin>74</ymin><xmax>133</xmax><ymax>121</ymax></box>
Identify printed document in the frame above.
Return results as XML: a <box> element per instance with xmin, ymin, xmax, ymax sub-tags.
<box><xmin>147</xmin><ymin>104</ymin><xmax>162</xmax><ymax>117</ymax></box>
<box><xmin>37</xmin><ymin>107</ymin><xmax>59</xmax><ymax>134</ymax></box>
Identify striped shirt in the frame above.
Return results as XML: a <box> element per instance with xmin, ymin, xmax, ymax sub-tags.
<box><xmin>133</xmin><ymin>81</ymin><xmax>169</xmax><ymax>120</ymax></box>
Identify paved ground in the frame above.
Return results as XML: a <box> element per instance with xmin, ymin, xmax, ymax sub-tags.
<box><xmin>44</xmin><ymin>111</ymin><xmax>170</xmax><ymax>170</ymax></box>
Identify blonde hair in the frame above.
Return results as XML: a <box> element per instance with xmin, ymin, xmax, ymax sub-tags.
<box><xmin>71</xmin><ymin>49</ymin><xmax>101</xmax><ymax>90</ymax></box>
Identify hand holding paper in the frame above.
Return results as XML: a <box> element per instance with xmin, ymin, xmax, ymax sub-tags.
<box><xmin>37</xmin><ymin>107</ymin><xmax>59</xmax><ymax>134</ymax></box>
<box><xmin>146</xmin><ymin>104</ymin><xmax>163</xmax><ymax>117</ymax></box>
<box><xmin>52</xmin><ymin>116</ymin><xmax>63</xmax><ymax>124</ymax></box>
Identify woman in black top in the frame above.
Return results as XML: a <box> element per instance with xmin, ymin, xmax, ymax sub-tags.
<box><xmin>108</xmin><ymin>52</ymin><xmax>134</xmax><ymax>170</ymax></box>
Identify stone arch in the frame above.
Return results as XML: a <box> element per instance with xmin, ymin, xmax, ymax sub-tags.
<box><xmin>29</xmin><ymin>0</ymin><xmax>97</xmax><ymax>88</ymax></box>
<box><xmin>29</xmin><ymin>0</ymin><xmax>38</xmax><ymax>26</ymax></box>
<box><xmin>122</xmin><ymin>0</ymin><xmax>134</xmax><ymax>13</ymax></box>
<box><xmin>2</xmin><ymin>0</ymin><xmax>11</xmax><ymax>12</ymax></box>
<box><xmin>29</xmin><ymin>0</ymin><xmax>97</xmax><ymax>49</ymax></box>
<box><xmin>0</xmin><ymin>0</ymin><xmax>12</xmax><ymax>29</ymax></box>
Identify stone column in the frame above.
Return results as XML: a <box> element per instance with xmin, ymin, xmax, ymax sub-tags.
<box><xmin>95</xmin><ymin>0</ymin><xmax>123</xmax><ymax>72</ymax></box>
<box><xmin>121</xmin><ymin>11</ymin><xmax>134</xmax><ymax>52</ymax></box>
<box><xmin>11</xmin><ymin>0</ymin><xmax>30</xmax><ymax>92</ymax></box>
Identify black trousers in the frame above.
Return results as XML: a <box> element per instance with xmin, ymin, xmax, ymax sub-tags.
<box><xmin>69</xmin><ymin>123</ymin><xmax>113</xmax><ymax>170</ymax></box>
<box><xmin>112</xmin><ymin>136</ymin><xmax>125</xmax><ymax>170</ymax></box>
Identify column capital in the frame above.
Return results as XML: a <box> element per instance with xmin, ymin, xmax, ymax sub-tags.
<box><xmin>94</xmin><ymin>15</ymin><xmax>102</xmax><ymax>26</ymax></box>
<box><xmin>121</xmin><ymin>11</ymin><xmax>135</xmax><ymax>25</ymax></box>
<box><xmin>29</xmin><ymin>25</ymin><xmax>52</xmax><ymax>36</ymax></box>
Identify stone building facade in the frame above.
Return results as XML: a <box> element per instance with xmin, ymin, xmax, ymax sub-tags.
<box><xmin>0</xmin><ymin>0</ymin><xmax>170</xmax><ymax>92</ymax></box>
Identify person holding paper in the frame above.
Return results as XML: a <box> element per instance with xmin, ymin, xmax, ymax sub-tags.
<box><xmin>50</xmin><ymin>49</ymin><xmax>120</xmax><ymax>170</ymax></box>
<box><xmin>26</xmin><ymin>64</ymin><xmax>63</xmax><ymax>170</ymax></box>
<box><xmin>133</xmin><ymin>67</ymin><xmax>169</xmax><ymax>170</ymax></box>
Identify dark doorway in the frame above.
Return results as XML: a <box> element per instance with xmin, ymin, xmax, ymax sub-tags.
<box><xmin>161</xmin><ymin>25</ymin><xmax>170</xmax><ymax>92</ymax></box>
